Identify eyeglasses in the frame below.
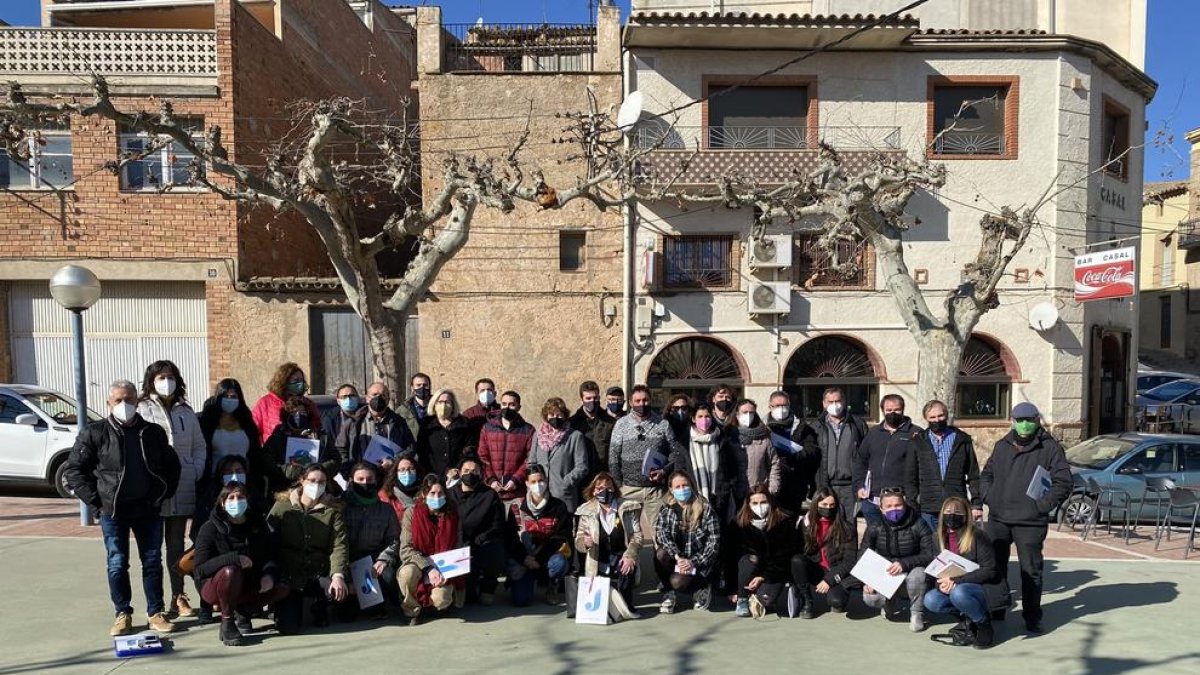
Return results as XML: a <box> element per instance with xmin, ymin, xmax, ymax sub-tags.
<box><xmin>880</xmin><ymin>487</ymin><xmax>905</xmax><ymax>497</ymax></box>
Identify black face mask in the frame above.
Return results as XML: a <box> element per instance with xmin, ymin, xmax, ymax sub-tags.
<box><xmin>596</xmin><ymin>489</ymin><xmax>614</xmax><ymax>505</ymax></box>
<box><xmin>715</xmin><ymin>400</ymin><xmax>734</xmax><ymax>414</ymax></box>
<box><xmin>943</xmin><ymin>514</ymin><xmax>967</xmax><ymax>531</ymax></box>
<box><xmin>547</xmin><ymin>417</ymin><xmax>565</xmax><ymax>430</ymax></box>
<box><xmin>670</xmin><ymin>408</ymin><xmax>689</xmax><ymax>423</ymax></box>
<box><xmin>884</xmin><ymin>412</ymin><xmax>905</xmax><ymax>428</ymax></box>
<box><xmin>414</xmin><ymin>387</ymin><xmax>430</xmax><ymax>401</ymax></box>
<box><xmin>501</xmin><ymin>408</ymin><xmax>519</xmax><ymax>423</ymax></box>
<box><xmin>351</xmin><ymin>482</ymin><xmax>377</xmax><ymax>498</ymax></box>
<box><xmin>461</xmin><ymin>472</ymin><xmax>481</xmax><ymax>488</ymax></box>
<box><xmin>928</xmin><ymin>420</ymin><xmax>948</xmax><ymax>434</ymax></box>
<box><xmin>369</xmin><ymin>396</ymin><xmax>388</xmax><ymax>413</ymax></box>
<box><xmin>817</xmin><ymin>507</ymin><xmax>837</xmax><ymax>520</ymax></box>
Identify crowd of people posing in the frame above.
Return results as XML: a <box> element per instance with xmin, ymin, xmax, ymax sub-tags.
<box><xmin>66</xmin><ymin>360</ymin><xmax>1074</xmax><ymax>651</ymax></box>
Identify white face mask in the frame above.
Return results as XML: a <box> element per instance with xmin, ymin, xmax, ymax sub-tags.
<box><xmin>826</xmin><ymin>402</ymin><xmax>845</xmax><ymax>418</ymax></box>
<box><xmin>528</xmin><ymin>481</ymin><xmax>547</xmax><ymax>496</ymax></box>
<box><xmin>111</xmin><ymin>402</ymin><xmax>137</xmax><ymax>424</ymax></box>
<box><xmin>478</xmin><ymin>390</ymin><xmax>496</xmax><ymax>406</ymax></box>
<box><xmin>738</xmin><ymin>412</ymin><xmax>754</xmax><ymax>427</ymax></box>
<box><xmin>154</xmin><ymin>377</ymin><xmax>177</xmax><ymax>397</ymax></box>
<box><xmin>751</xmin><ymin>503</ymin><xmax>770</xmax><ymax>519</ymax></box>
<box><xmin>770</xmin><ymin>406</ymin><xmax>790</xmax><ymax>422</ymax></box>
<box><xmin>302</xmin><ymin>482</ymin><xmax>325</xmax><ymax>501</ymax></box>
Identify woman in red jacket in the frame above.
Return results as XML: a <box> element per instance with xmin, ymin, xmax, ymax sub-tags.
<box><xmin>251</xmin><ymin>362</ymin><xmax>320</xmax><ymax>444</ymax></box>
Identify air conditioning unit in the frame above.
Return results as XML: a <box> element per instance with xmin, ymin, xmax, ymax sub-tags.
<box><xmin>748</xmin><ymin>281</ymin><xmax>791</xmax><ymax>316</ymax></box>
<box><xmin>748</xmin><ymin>234</ymin><xmax>793</xmax><ymax>269</ymax></box>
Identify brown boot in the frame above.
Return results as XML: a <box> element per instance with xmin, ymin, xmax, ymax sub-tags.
<box><xmin>110</xmin><ymin>611</ymin><xmax>133</xmax><ymax>637</ymax></box>
<box><xmin>147</xmin><ymin>612</ymin><xmax>177</xmax><ymax>634</ymax></box>
<box><xmin>173</xmin><ymin>593</ymin><xmax>197</xmax><ymax>618</ymax></box>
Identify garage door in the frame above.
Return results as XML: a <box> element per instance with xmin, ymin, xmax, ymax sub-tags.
<box><xmin>9</xmin><ymin>281</ymin><xmax>209</xmax><ymax>410</ymax></box>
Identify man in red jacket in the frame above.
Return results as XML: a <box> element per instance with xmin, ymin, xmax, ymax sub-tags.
<box><xmin>477</xmin><ymin>391</ymin><xmax>535</xmax><ymax>503</ymax></box>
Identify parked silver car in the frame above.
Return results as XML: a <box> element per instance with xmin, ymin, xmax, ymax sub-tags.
<box><xmin>1137</xmin><ymin>370</ymin><xmax>1195</xmax><ymax>395</ymax></box>
<box><xmin>0</xmin><ymin>384</ymin><xmax>102</xmax><ymax>497</ymax></box>
<box><xmin>1136</xmin><ymin>379</ymin><xmax>1200</xmax><ymax>434</ymax></box>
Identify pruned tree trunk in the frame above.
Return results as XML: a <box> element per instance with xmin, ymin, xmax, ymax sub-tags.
<box><xmin>915</xmin><ymin>329</ymin><xmax>967</xmax><ymax>415</ymax></box>
<box><xmin>361</xmin><ymin>309</ymin><xmax>405</xmax><ymax>398</ymax></box>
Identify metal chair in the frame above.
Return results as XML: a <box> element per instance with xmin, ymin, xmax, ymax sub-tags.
<box><xmin>1158</xmin><ymin>487</ymin><xmax>1200</xmax><ymax>559</ymax></box>
<box><xmin>1080</xmin><ymin>477</ymin><xmax>1133</xmax><ymax>543</ymax></box>
<box><xmin>1133</xmin><ymin>476</ymin><xmax>1173</xmax><ymax>541</ymax></box>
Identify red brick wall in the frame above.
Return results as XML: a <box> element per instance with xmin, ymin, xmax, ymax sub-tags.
<box><xmin>205</xmin><ymin>277</ymin><xmax>234</xmax><ymax>388</ymax></box>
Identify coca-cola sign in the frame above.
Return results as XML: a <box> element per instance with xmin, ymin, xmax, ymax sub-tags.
<box><xmin>1074</xmin><ymin>246</ymin><xmax>1136</xmax><ymax>302</ymax></box>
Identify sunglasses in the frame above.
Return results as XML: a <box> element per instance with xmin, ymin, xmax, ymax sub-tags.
<box><xmin>880</xmin><ymin>487</ymin><xmax>906</xmax><ymax>497</ymax></box>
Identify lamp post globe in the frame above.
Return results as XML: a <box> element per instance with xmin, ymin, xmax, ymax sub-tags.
<box><xmin>49</xmin><ymin>265</ymin><xmax>102</xmax><ymax>312</ymax></box>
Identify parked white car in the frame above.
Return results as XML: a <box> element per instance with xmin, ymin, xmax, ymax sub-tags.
<box><xmin>0</xmin><ymin>384</ymin><xmax>101</xmax><ymax>498</ymax></box>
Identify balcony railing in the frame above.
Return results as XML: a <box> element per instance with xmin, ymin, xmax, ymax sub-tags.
<box><xmin>933</xmin><ymin>130</ymin><xmax>1005</xmax><ymax>156</ymax></box>
<box><xmin>443</xmin><ymin>23</ymin><xmax>596</xmax><ymax>73</ymax></box>
<box><xmin>636</xmin><ymin>125</ymin><xmax>901</xmax><ymax>152</ymax></box>
<box><xmin>1179</xmin><ymin>218</ymin><xmax>1200</xmax><ymax>250</ymax></box>
<box><xmin>0</xmin><ymin>27</ymin><xmax>217</xmax><ymax>83</ymax></box>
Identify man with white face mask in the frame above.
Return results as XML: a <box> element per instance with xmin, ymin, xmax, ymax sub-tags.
<box><xmin>462</xmin><ymin>377</ymin><xmax>499</xmax><ymax>444</ymax></box>
<box><xmin>809</xmin><ymin>387</ymin><xmax>867</xmax><ymax>520</ymax></box>
<box><xmin>765</xmin><ymin>391</ymin><xmax>820</xmax><ymax>515</ymax></box>
<box><xmin>66</xmin><ymin>380</ymin><xmax>182</xmax><ymax>638</ymax></box>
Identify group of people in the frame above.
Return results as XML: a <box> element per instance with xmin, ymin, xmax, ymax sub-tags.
<box><xmin>66</xmin><ymin>360</ymin><xmax>1073</xmax><ymax>650</ymax></box>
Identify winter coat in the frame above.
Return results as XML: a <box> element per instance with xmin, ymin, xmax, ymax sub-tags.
<box><xmin>852</xmin><ymin>418</ymin><xmax>923</xmax><ymax>498</ymax></box>
<box><xmin>65</xmin><ymin>415</ymin><xmax>181</xmax><ymax>518</ymax></box>
<box><xmin>904</xmin><ymin>427</ymin><xmax>981</xmax><ymax>514</ymax></box>
<box><xmin>654</xmin><ymin>498</ymin><xmax>722</xmax><ymax>576</ymax></box>
<box><xmin>398</xmin><ymin>504</ymin><xmax>463</xmax><ymax>571</ymax></box>
<box><xmin>137</xmin><ymin>395</ymin><xmax>206</xmax><ymax>518</ymax></box>
<box><xmin>396</xmin><ymin>396</ymin><xmax>427</xmax><ymax>441</ymax></box>
<box><xmin>796</xmin><ymin>514</ymin><xmax>859</xmax><ymax>587</ymax></box>
<box><xmin>734</xmin><ymin>425</ymin><xmax>783</xmax><ymax>497</ymax></box>
<box><xmin>664</xmin><ymin>427</ymin><xmax>737</xmax><ymax>521</ymax></box>
<box><xmin>507</xmin><ymin>495</ymin><xmax>572</xmax><ymax>566</ymax></box>
<box><xmin>980</xmin><ymin>428</ymin><xmax>1072</xmax><ymax>526</ymax></box>
<box><xmin>341</xmin><ymin>492</ymin><xmax>401</xmax><ymax>565</ymax></box>
<box><xmin>859</xmin><ymin>504</ymin><xmax>936</xmax><ymax>572</ymax></box>
<box><xmin>530</xmin><ymin>428</ymin><xmax>589</xmax><ymax>513</ymax></box>
<box><xmin>811</xmin><ymin>413</ymin><xmax>868</xmax><ymax>487</ymax></box>
<box><xmin>193</xmin><ymin>506</ymin><xmax>278</xmax><ymax>588</ymax></box>
<box><xmin>448</xmin><ymin>483</ymin><xmax>508</xmax><ymax>548</ymax></box>
<box><xmin>768</xmin><ymin>417</ymin><xmax>821</xmax><ymax>511</ymax></box>
<box><xmin>575</xmin><ymin>498</ymin><xmax>644</xmax><ymax>578</ymax></box>
<box><xmin>608</xmin><ymin>413</ymin><xmax>674</xmax><ymax>489</ymax></box>
<box><xmin>932</xmin><ymin>527</ymin><xmax>998</xmax><ymax>587</ymax></box>
<box><xmin>322</xmin><ymin>407</ymin><xmax>414</xmax><ymax>474</ymax></box>
<box><xmin>250</xmin><ymin>391</ymin><xmax>321</xmax><ymax>445</ymax></box>
<box><xmin>261</xmin><ymin>427</ymin><xmax>339</xmax><ymax>494</ymax></box>
<box><xmin>738</xmin><ymin>516</ymin><xmax>798</xmax><ymax>582</ymax></box>
<box><xmin>266</xmin><ymin>489</ymin><xmax>349</xmax><ymax>586</ymax></box>
<box><xmin>477</xmin><ymin>416</ymin><xmax>535</xmax><ymax>500</ymax></box>
<box><xmin>461</xmin><ymin>402</ymin><xmax>499</xmax><ymax>444</ymax></box>
<box><xmin>416</xmin><ymin>415</ymin><xmax>472</xmax><ymax>478</ymax></box>
<box><xmin>569</xmin><ymin>407</ymin><xmax>615</xmax><ymax>481</ymax></box>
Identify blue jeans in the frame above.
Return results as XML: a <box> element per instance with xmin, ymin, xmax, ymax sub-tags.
<box><xmin>860</xmin><ymin>499</ymin><xmax>883</xmax><ymax>527</ymax></box>
<box><xmin>510</xmin><ymin>553</ymin><xmax>570</xmax><ymax>607</ymax></box>
<box><xmin>100</xmin><ymin>506</ymin><xmax>165</xmax><ymax>616</ymax></box>
<box><xmin>923</xmin><ymin>582</ymin><xmax>988</xmax><ymax>623</ymax></box>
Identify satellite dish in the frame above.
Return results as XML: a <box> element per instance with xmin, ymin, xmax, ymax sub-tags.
<box><xmin>616</xmin><ymin>91</ymin><xmax>644</xmax><ymax>133</ymax></box>
<box><xmin>1028</xmin><ymin>302</ymin><xmax>1059</xmax><ymax>332</ymax></box>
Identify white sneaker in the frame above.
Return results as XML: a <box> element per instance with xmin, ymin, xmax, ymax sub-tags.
<box><xmin>659</xmin><ymin>591</ymin><xmax>676</xmax><ymax>614</ymax></box>
<box><xmin>693</xmin><ymin>586</ymin><xmax>711</xmax><ymax>611</ymax></box>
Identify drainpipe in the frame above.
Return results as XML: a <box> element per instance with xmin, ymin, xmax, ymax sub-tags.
<box><xmin>621</xmin><ymin>46</ymin><xmax>636</xmax><ymax>394</ymax></box>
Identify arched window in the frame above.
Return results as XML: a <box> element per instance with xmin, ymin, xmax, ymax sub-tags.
<box><xmin>957</xmin><ymin>336</ymin><xmax>1013</xmax><ymax>419</ymax></box>
<box><xmin>783</xmin><ymin>336</ymin><xmax>880</xmax><ymax>419</ymax></box>
<box><xmin>647</xmin><ymin>337</ymin><xmax>745</xmax><ymax>409</ymax></box>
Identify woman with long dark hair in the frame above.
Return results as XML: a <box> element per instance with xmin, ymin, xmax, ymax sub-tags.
<box><xmin>198</xmin><ymin>379</ymin><xmax>263</xmax><ymax>498</ymax></box>
<box><xmin>792</xmin><ymin>487</ymin><xmax>858</xmax><ymax>618</ymax></box>
<box><xmin>733</xmin><ymin>484</ymin><xmax>796</xmax><ymax>618</ymax></box>
<box><xmin>397</xmin><ymin>474</ymin><xmax>463</xmax><ymax>625</ymax></box>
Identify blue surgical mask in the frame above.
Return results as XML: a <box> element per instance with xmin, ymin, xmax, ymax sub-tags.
<box><xmin>220</xmin><ymin>397</ymin><xmax>239</xmax><ymax>414</ymax></box>
<box><xmin>607</xmin><ymin>402</ymin><xmax>623</xmax><ymax>414</ymax></box>
<box><xmin>339</xmin><ymin>397</ymin><xmax>359</xmax><ymax>413</ymax></box>
<box><xmin>224</xmin><ymin>498</ymin><xmax>248</xmax><ymax>519</ymax></box>
<box><xmin>398</xmin><ymin>470</ymin><xmax>417</xmax><ymax>488</ymax></box>
<box><xmin>223</xmin><ymin>472</ymin><xmax>246</xmax><ymax>486</ymax></box>
<box><xmin>672</xmin><ymin>487</ymin><xmax>693</xmax><ymax>503</ymax></box>
<box><xmin>426</xmin><ymin>494</ymin><xmax>446</xmax><ymax>510</ymax></box>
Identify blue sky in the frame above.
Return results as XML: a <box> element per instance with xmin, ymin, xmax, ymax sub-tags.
<box><xmin>0</xmin><ymin>0</ymin><xmax>1193</xmax><ymax>180</ymax></box>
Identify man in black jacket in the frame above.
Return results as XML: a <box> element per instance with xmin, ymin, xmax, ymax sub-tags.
<box><xmin>904</xmin><ymin>399</ymin><xmax>982</xmax><ymax>530</ymax></box>
<box><xmin>765</xmin><ymin>390</ymin><xmax>820</xmax><ymax>514</ymax></box>
<box><xmin>980</xmin><ymin>402</ymin><xmax>1072</xmax><ymax>634</ymax></box>
<box><xmin>811</xmin><ymin>387</ymin><xmax>868</xmax><ymax>520</ymax></box>
<box><xmin>853</xmin><ymin>394</ymin><xmax>922</xmax><ymax>526</ymax></box>
<box><xmin>569</xmin><ymin>380</ymin><xmax>615</xmax><ymax>486</ymax></box>
<box><xmin>66</xmin><ymin>379</ymin><xmax>182</xmax><ymax>638</ymax></box>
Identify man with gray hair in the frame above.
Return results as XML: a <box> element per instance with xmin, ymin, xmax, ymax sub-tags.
<box><xmin>66</xmin><ymin>379</ymin><xmax>181</xmax><ymax>638</ymax></box>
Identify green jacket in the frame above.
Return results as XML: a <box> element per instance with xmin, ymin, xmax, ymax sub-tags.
<box><xmin>266</xmin><ymin>489</ymin><xmax>349</xmax><ymax>586</ymax></box>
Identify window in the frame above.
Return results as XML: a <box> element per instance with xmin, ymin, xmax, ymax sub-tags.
<box><xmin>783</xmin><ymin>336</ymin><xmax>880</xmax><ymax>420</ymax></box>
<box><xmin>662</xmin><ymin>235</ymin><xmax>734</xmax><ymax>289</ymax></box>
<box><xmin>1123</xmin><ymin>445</ymin><xmax>1178</xmax><ymax>474</ymax></box>
<box><xmin>0</xmin><ymin>395</ymin><xmax>31</xmax><ymax>424</ymax></box>
<box><xmin>1183</xmin><ymin>444</ymin><xmax>1200</xmax><ymax>473</ymax></box>
<box><xmin>647</xmin><ymin>337</ymin><xmax>744</xmax><ymax>410</ymax></box>
<box><xmin>796</xmin><ymin>233</ymin><xmax>872</xmax><ymax>289</ymax></box>
<box><xmin>1161</xmin><ymin>238</ymin><xmax>1174</xmax><ymax>286</ymax></box>
<box><xmin>707</xmin><ymin>85</ymin><xmax>809</xmax><ymax>149</ymax></box>
<box><xmin>559</xmin><ymin>230</ymin><xmax>586</xmax><ymax>271</ymax></box>
<box><xmin>931</xmin><ymin>83</ymin><xmax>1011</xmax><ymax>157</ymax></box>
<box><xmin>1160</xmin><ymin>296</ymin><xmax>1172</xmax><ymax>349</ymax></box>
<box><xmin>118</xmin><ymin>118</ymin><xmax>204</xmax><ymax>191</ymax></box>
<box><xmin>533</xmin><ymin>51</ymin><xmax>592</xmax><ymax>72</ymax></box>
<box><xmin>0</xmin><ymin>122</ymin><xmax>73</xmax><ymax>190</ymax></box>
<box><xmin>956</xmin><ymin>337</ymin><xmax>1013</xmax><ymax>419</ymax></box>
<box><xmin>1101</xmin><ymin>100</ymin><xmax>1130</xmax><ymax>179</ymax></box>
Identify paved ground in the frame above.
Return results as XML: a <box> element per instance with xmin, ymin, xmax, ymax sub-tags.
<box><xmin>2</xmin><ymin>490</ymin><xmax>1198</xmax><ymax>675</ymax></box>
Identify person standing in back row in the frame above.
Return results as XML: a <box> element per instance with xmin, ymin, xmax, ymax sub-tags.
<box><xmin>853</xmin><ymin>395</ymin><xmax>921</xmax><ymax>526</ymax></box>
<box><xmin>905</xmin><ymin>400</ymin><xmax>982</xmax><ymax>532</ymax></box>
<box><xmin>980</xmin><ymin>402</ymin><xmax>1071</xmax><ymax>634</ymax></box>
<box><xmin>812</xmin><ymin>387</ymin><xmax>868</xmax><ymax>521</ymax></box>
<box><xmin>478</xmin><ymin>391</ymin><xmax>535</xmax><ymax>504</ymax></box>
<box><xmin>570</xmin><ymin>381</ymin><xmax>615</xmax><ymax>486</ymax></box>
<box><xmin>608</xmin><ymin>385</ymin><xmax>673</xmax><ymax>528</ymax></box>
<box><xmin>462</xmin><ymin>378</ymin><xmax>499</xmax><ymax>444</ymax></box>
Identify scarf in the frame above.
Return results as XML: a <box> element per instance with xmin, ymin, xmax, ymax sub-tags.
<box><xmin>689</xmin><ymin>427</ymin><xmax>720</xmax><ymax>500</ymax></box>
<box><xmin>536</xmin><ymin>422</ymin><xmax>568</xmax><ymax>452</ymax></box>
<box><xmin>817</xmin><ymin>517</ymin><xmax>833</xmax><ymax>569</ymax></box>
<box><xmin>409</xmin><ymin>501</ymin><xmax>463</xmax><ymax>606</ymax></box>
<box><xmin>526</xmin><ymin>494</ymin><xmax>547</xmax><ymax>517</ymax></box>
<box><xmin>738</xmin><ymin>423</ymin><xmax>771</xmax><ymax>445</ymax></box>
<box><xmin>751</xmin><ymin>518</ymin><xmax>768</xmax><ymax>530</ymax></box>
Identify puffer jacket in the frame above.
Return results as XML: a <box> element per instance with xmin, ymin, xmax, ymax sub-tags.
<box><xmin>575</xmin><ymin>498</ymin><xmax>643</xmax><ymax>578</ymax></box>
<box><xmin>266</xmin><ymin>489</ymin><xmax>349</xmax><ymax>586</ymax></box>
<box><xmin>859</xmin><ymin>503</ymin><xmax>936</xmax><ymax>572</ymax></box>
<box><xmin>341</xmin><ymin>491</ymin><xmax>401</xmax><ymax>565</ymax></box>
<box><xmin>529</xmin><ymin>428</ymin><xmax>589</xmax><ymax>513</ymax></box>
<box><xmin>65</xmin><ymin>415</ymin><xmax>181</xmax><ymax>518</ymax></box>
<box><xmin>138</xmin><ymin>395</ymin><xmax>206</xmax><ymax>518</ymax></box>
<box><xmin>477</xmin><ymin>415</ymin><xmax>535</xmax><ymax>500</ymax></box>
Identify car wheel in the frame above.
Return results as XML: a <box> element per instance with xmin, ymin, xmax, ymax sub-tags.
<box><xmin>1060</xmin><ymin>495</ymin><xmax>1093</xmax><ymax>529</ymax></box>
<box><xmin>52</xmin><ymin>459</ymin><xmax>74</xmax><ymax>499</ymax></box>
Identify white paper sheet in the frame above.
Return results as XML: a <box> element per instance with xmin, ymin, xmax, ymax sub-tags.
<box><xmin>575</xmin><ymin>575</ymin><xmax>611</xmax><ymax>625</ymax></box>
<box><xmin>364</xmin><ymin>435</ymin><xmax>402</xmax><ymax>465</ymax></box>
<box><xmin>1026</xmin><ymin>465</ymin><xmax>1052</xmax><ymax>501</ymax></box>
<box><xmin>285</xmin><ymin>437</ymin><xmax>320</xmax><ymax>466</ymax></box>
<box><xmin>851</xmin><ymin>548</ymin><xmax>905</xmax><ymax>599</ymax></box>
<box><xmin>431</xmin><ymin>546</ymin><xmax>472</xmax><ymax>579</ymax></box>
<box><xmin>350</xmin><ymin>556</ymin><xmax>385</xmax><ymax>609</ymax></box>
<box><xmin>925</xmin><ymin>549</ymin><xmax>981</xmax><ymax>579</ymax></box>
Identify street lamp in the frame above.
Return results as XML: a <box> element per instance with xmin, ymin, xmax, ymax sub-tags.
<box><xmin>49</xmin><ymin>265</ymin><xmax>101</xmax><ymax>526</ymax></box>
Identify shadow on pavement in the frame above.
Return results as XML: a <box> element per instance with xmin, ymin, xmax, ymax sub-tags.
<box><xmin>1040</xmin><ymin>579</ymin><xmax>1178</xmax><ymax>634</ymax></box>
<box><xmin>0</xmin><ymin>647</ymin><xmax>115</xmax><ymax>674</ymax></box>
<box><xmin>1061</xmin><ymin>620</ymin><xmax>1200</xmax><ymax>675</ymax></box>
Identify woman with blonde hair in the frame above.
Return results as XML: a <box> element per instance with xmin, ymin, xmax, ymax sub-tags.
<box><xmin>653</xmin><ymin>471</ymin><xmax>721</xmax><ymax>613</ymax></box>
<box><xmin>530</xmin><ymin>397</ymin><xmax>589</xmax><ymax>512</ymax></box>
<box><xmin>923</xmin><ymin>495</ymin><xmax>998</xmax><ymax>649</ymax></box>
<box><xmin>416</xmin><ymin>389</ymin><xmax>471</xmax><ymax>480</ymax></box>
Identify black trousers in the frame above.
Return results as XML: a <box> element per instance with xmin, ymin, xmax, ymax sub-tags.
<box><xmin>468</xmin><ymin>541</ymin><xmax>507</xmax><ymax>596</ymax></box>
<box><xmin>654</xmin><ymin>549</ymin><xmax>707</xmax><ymax>594</ymax></box>
<box><xmin>791</xmin><ymin>556</ymin><xmax>849</xmax><ymax>610</ymax></box>
<box><xmin>988</xmin><ymin>520</ymin><xmax>1047</xmax><ymax>622</ymax></box>
<box><xmin>274</xmin><ymin>581</ymin><xmax>328</xmax><ymax>635</ymax></box>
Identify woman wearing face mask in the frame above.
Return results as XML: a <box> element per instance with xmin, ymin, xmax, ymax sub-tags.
<box><xmin>574</xmin><ymin>472</ymin><xmax>642</xmax><ymax>608</ymax></box>
<box><xmin>733</xmin><ymin>485</ymin><xmax>796</xmax><ymax>618</ymax></box>
<box><xmin>199</xmin><ymin>379</ymin><xmax>262</xmax><ymax>498</ymax></box>
<box><xmin>191</xmin><ymin>454</ymin><xmax>254</xmax><ymax>624</ymax></box>
<box><xmin>194</xmin><ymin>482</ymin><xmax>288</xmax><ymax>646</ymax></box>
<box><xmin>507</xmin><ymin>464</ymin><xmax>572</xmax><ymax>607</ymax></box>
<box><xmin>137</xmin><ymin>360</ymin><xmax>206</xmax><ymax>620</ymax></box>
<box><xmin>923</xmin><ymin>496</ymin><xmax>998</xmax><ymax>649</ymax></box>
<box><xmin>337</xmin><ymin>462</ymin><xmax>401</xmax><ymax>620</ymax></box>
<box><xmin>380</xmin><ymin>455</ymin><xmax>422</xmax><ymax>525</ymax></box>
<box><xmin>262</xmin><ymin>396</ymin><xmax>338</xmax><ymax>494</ymax></box>
<box><xmin>251</xmin><ymin>362</ymin><xmax>321</xmax><ymax>444</ymax></box>
<box><xmin>732</xmin><ymin>400</ymin><xmax>783</xmax><ymax>498</ymax></box>
<box><xmin>267</xmin><ymin>464</ymin><xmax>349</xmax><ymax>634</ymax></box>
<box><xmin>529</xmin><ymin>397</ymin><xmax>589</xmax><ymax>513</ymax></box>
<box><xmin>416</xmin><ymin>389</ymin><xmax>471</xmax><ymax>482</ymax></box>
<box><xmin>448</xmin><ymin>455</ymin><xmax>508</xmax><ymax>605</ymax></box>
<box><xmin>792</xmin><ymin>487</ymin><xmax>857</xmax><ymax>618</ymax></box>
<box><xmin>654</xmin><ymin>472</ymin><xmax>721</xmax><ymax>614</ymax></box>
<box><xmin>397</xmin><ymin>475</ymin><xmax>463</xmax><ymax>625</ymax></box>
<box><xmin>859</xmin><ymin>487</ymin><xmax>937</xmax><ymax>632</ymax></box>
<box><xmin>664</xmin><ymin>394</ymin><xmax>692</xmax><ymax>441</ymax></box>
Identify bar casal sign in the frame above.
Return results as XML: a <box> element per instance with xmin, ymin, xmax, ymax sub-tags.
<box><xmin>1074</xmin><ymin>246</ymin><xmax>1135</xmax><ymax>302</ymax></box>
